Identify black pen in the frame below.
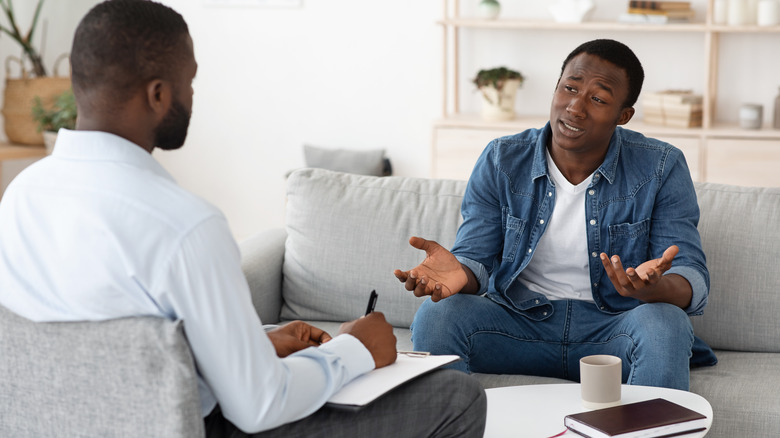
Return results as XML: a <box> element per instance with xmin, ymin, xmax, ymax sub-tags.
<box><xmin>365</xmin><ymin>289</ymin><xmax>378</xmax><ymax>315</ymax></box>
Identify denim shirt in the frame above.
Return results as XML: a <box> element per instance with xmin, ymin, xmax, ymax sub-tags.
<box><xmin>452</xmin><ymin>123</ymin><xmax>709</xmax><ymax>321</ymax></box>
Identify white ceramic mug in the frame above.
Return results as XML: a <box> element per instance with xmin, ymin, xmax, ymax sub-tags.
<box><xmin>580</xmin><ymin>355</ymin><xmax>622</xmax><ymax>409</ymax></box>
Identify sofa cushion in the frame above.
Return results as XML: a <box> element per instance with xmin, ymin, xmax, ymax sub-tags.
<box><xmin>282</xmin><ymin>169</ymin><xmax>467</xmax><ymax>327</ymax></box>
<box><xmin>689</xmin><ymin>350</ymin><xmax>780</xmax><ymax>437</ymax></box>
<box><xmin>0</xmin><ymin>305</ymin><xmax>204</xmax><ymax>438</ymax></box>
<box><xmin>691</xmin><ymin>182</ymin><xmax>780</xmax><ymax>352</ymax></box>
<box><xmin>304</xmin><ymin>144</ymin><xmax>387</xmax><ymax>176</ymax></box>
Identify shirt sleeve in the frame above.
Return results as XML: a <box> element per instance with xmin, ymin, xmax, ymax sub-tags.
<box><xmin>653</xmin><ymin>149</ymin><xmax>710</xmax><ymax>315</ymax></box>
<box><xmin>450</xmin><ymin>141</ymin><xmax>505</xmax><ymax>294</ymax></box>
<box><xmin>153</xmin><ymin>215</ymin><xmax>375</xmax><ymax>433</ymax></box>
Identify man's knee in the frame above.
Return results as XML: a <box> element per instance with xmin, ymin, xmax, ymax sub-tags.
<box><xmin>425</xmin><ymin>370</ymin><xmax>487</xmax><ymax>436</ymax></box>
<box><xmin>626</xmin><ymin>303</ymin><xmax>693</xmax><ymax>348</ymax></box>
<box><xmin>411</xmin><ymin>295</ymin><xmax>472</xmax><ymax>336</ymax></box>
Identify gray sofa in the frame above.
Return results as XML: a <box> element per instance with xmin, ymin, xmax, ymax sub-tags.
<box><xmin>241</xmin><ymin>168</ymin><xmax>780</xmax><ymax>438</ymax></box>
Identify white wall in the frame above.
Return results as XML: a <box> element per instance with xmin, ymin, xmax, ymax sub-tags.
<box><xmin>2</xmin><ymin>0</ymin><xmax>779</xmax><ymax>240</ymax></box>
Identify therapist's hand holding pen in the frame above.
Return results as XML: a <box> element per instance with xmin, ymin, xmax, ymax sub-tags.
<box><xmin>338</xmin><ymin>290</ymin><xmax>397</xmax><ymax>369</ymax></box>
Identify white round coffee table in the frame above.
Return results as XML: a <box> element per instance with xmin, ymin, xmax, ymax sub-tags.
<box><xmin>484</xmin><ymin>383</ymin><xmax>712</xmax><ymax>437</ymax></box>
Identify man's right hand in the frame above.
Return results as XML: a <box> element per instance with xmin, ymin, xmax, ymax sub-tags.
<box><xmin>338</xmin><ymin>312</ymin><xmax>397</xmax><ymax>369</ymax></box>
<box><xmin>393</xmin><ymin>236</ymin><xmax>470</xmax><ymax>302</ymax></box>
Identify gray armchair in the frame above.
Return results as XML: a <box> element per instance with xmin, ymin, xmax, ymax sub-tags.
<box><xmin>0</xmin><ymin>304</ymin><xmax>204</xmax><ymax>437</ymax></box>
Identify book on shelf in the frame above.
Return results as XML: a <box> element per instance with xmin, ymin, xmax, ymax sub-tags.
<box><xmin>617</xmin><ymin>12</ymin><xmax>692</xmax><ymax>24</ymax></box>
<box><xmin>642</xmin><ymin>90</ymin><xmax>703</xmax><ymax>127</ymax></box>
<box><xmin>626</xmin><ymin>8</ymin><xmax>695</xmax><ymax>19</ymax></box>
<box><xmin>643</xmin><ymin>90</ymin><xmax>702</xmax><ymax>105</ymax></box>
<box><xmin>628</xmin><ymin>1</ymin><xmax>692</xmax><ymax>11</ymax></box>
<box><xmin>564</xmin><ymin>398</ymin><xmax>708</xmax><ymax>438</ymax></box>
<box><xmin>644</xmin><ymin>115</ymin><xmax>702</xmax><ymax>128</ymax></box>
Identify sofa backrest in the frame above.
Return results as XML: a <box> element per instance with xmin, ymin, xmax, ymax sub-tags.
<box><xmin>0</xmin><ymin>305</ymin><xmax>204</xmax><ymax>438</ymax></box>
<box><xmin>691</xmin><ymin>182</ymin><xmax>780</xmax><ymax>353</ymax></box>
<box><xmin>281</xmin><ymin>170</ymin><xmax>780</xmax><ymax>354</ymax></box>
<box><xmin>282</xmin><ymin>168</ymin><xmax>467</xmax><ymax>327</ymax></box>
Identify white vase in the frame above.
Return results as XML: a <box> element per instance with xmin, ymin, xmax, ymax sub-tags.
<box><xmin>549</xmin><ymin>0</ymin><xmax>594</xmax><ymax>23</ymax></box>
<box><xmin>478</xmin><ymin>0</ymin><xmax>501</xmax><ymax>20</ymax></box>
<box><xmin>757</xmin><ymin>0</ymin><xmax>780</xmax><ymax>26</ymax></box>
<box><xmin>479</xmin><ymin>79</ymin><xmax>520</xmax><ymax>121</ymax></box>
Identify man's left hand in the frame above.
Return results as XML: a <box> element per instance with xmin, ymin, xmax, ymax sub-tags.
<box><xmin>600</xmin><ymin>245</ymin><xmax>679</xmax><ymax>301</ymax></box>
<box><xmin>266</xmin><ymin>321</ymin><xmax>332</xmax><ymax>357</ymax></box>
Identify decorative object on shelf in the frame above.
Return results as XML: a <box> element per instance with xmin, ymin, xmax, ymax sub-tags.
<box><xmin>473</xmin><ymin>66</ymin><xmax>524</xmax><ymax>121</ymax></box>
<box><xmin>757</xmin><ymin>0</ymin><xmax>780</xmax><ymax>26</ymax></box>
<box><xmin>1</xmin><ymin>0</ymin><xmax>72</xmax><ymax>146</ymax></box>
<box><xmin>713</xmin><ymin>0</ymin><xmax>728</xmax><ymax>24</ymax></box>
<box><xmin>620</xmin><ymin>1</ymin><xmax>695</xmax><ymax>24</ymax></box>
<box><xmin>727</xmin><ymin>0</ymin><xmax>752</xmax><ymax>25</ymax></box>
<box><xmin>739</xmin><ymin>103</ymin><xmax>763</xmax><ymax>130</ymax></box>
<box><xmin>477</xmin><ymin>0</ymin><xmax>501</xmax><ymax>19</ymax></box>
<box><xmin>549</xmin><ymin>0</ymin><xmax>594</xmax><ymax>23</ymax></box>
<box><xmin>643</xmin><ymin>90</ymin><xmax>703</xmax><ymax>128</ymax></box>
<box><xmin>774</xmin><ymin>87</ymin><xmax>780</xmax><ymax>129</ymax></box>
<box><xmin>31</xmin><ymin>88</ymin><xmax>76</xmax><ymax>154</ymax></box>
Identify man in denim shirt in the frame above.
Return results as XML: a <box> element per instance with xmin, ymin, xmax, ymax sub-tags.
<box><xmin>395</xmin><ymin>39</ymin><xmax>714</xmax><ymax>390</ymax></box>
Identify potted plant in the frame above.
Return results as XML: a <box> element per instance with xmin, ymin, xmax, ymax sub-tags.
<box><xmin>473</xmin><ymin>66</ymin><xmax>524</xmax><ymax>121</ymax></box>
<box><xmin>1</xmin><ymin>0</ymin><xmax>71</xmax><ymax>146</ymax></box>
<box><xmin>31</xmin><ymin>88</ymin><xmax>75</xmax><ymax>153</ymax></box>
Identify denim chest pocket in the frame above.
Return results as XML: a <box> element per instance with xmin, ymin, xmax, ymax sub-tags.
<box><xmin>502</xmin><ymin>214</ymin><xmax>526</xmax><ymax>263</ymax></box>
<box><xmin>608</xmin><ymin>219</ymin><xmax>651</xmax><ymax>268</ymax></box>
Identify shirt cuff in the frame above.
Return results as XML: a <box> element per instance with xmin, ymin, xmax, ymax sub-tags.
<box><xmin>667</xmin><ymin>265</ymin><xmax>708</xmax><ymax>315</ymax></box>
<box><xmin>317</xmin><ymin>334</ymin><xmax>375</xmax><ymax>381</ymax></box>
<box><xmin>456</xmin><ymin>255</ymin><xmax>489</xmax><ymax>295</ymax></box>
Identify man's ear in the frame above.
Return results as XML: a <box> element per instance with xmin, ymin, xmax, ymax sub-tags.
<box><xmin>145</xmin><ymin>78</ymin><xmax>171</xmax><ymax>120</ymax></box>
<box><xmin>617</xmin><ymin>106</ymin><xmax>635</xmax><ymax>125</ymax></box>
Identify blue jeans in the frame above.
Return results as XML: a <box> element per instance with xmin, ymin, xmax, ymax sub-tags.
<box><xmin>411</xmin><ymin>295</ymin><xmax>694</xmax><ymax>390</ymax></box>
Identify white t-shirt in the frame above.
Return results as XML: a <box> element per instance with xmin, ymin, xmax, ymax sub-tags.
<box><xmin>518</xmin><ymin>149</ymin><xmax>594</xmax><ymax>301</ymax></box>
<box><xmin>0</xmin><ymin>130</ymin><xmax>374</xmax><ymax>433</ymax></box>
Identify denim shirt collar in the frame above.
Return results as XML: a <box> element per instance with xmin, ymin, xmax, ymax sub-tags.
<box><xmin>532</xmin><ymin>122</ymin><xmax>623</xmax><ymax>186</ymax></box>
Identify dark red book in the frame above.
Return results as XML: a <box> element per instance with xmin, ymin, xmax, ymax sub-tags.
<box><xmin>564</xmin><ymin>398</ymin><xmax>707</xmax><ymax>438</ymax></box>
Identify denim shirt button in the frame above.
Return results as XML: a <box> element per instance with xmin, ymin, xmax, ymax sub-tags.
<box><xmin>528</xmin><ymin>248</ymin><xmax>533</xmax><ymax>254</ymax></box>
<box><xmin>548</xmin><ymin>192</ymin><xmax>553</xmax><ymax>197</ymax></box>
<box><xmin>539</xmin><ymin>219</ymin><xmax>545</xmax><ymax>225</ymax></box>
<box><xmin>543</xmin><ymin>311</ymin><xmax>548</xmax><ymax>316</ymax></box>
<box><xmin>535</xmin><ymin>299</ymin><xmax>540</xmax><ymax>304</ymax></box>
<box><xmin>588</xmin><ymin>189</ymin><xmax>595</xmax><ymax>195</ymax></box>
<box><xmin>591</xmin><ymin>251</ymin><xmax>598</xmax><ymax>257</ymax></box>
<box><xmin>589</xmin><ymin>219</ymin><xmax>596</xmax><ymax>225</ymax></box>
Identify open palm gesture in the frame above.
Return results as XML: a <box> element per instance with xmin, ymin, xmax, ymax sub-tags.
<box><xmin>393</xmin><ymin>236</ymin><xmax>468</xmax><ymax>302</ymax></box>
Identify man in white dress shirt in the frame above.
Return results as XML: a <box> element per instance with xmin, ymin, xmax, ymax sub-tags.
<box><xmin>0</xmin><ymin>1</ymin><xmax>486</xmax><ymax>436</ymax></box>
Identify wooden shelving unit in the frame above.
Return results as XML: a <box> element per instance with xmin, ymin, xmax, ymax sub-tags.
<box><xmin>433</xmin><ymin>0</ymin><xmax>780</xmax><ymax>186</ymax></box>
<box><xmin>0</xmin><ymin>141</ymin><xmax>47</xmax><ymax>196</ymax></box>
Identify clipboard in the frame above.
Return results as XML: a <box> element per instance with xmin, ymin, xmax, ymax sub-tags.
<box><xmin>325</xmin><ymin>353</ymin><xmax>460</xmax><ymax>411</ymax></box>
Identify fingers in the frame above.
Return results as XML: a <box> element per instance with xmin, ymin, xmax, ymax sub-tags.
<box><xmin>659</xmin><ymin>245</ymin><xmax>679</xmax><ymax>269</ymax></box>
<box><xmin>601</xmin><ymin>253</ymin><xmax>640</xmax><ymax>296</ymax></box>
<box><xmin>309</xmin><ymin>326</ymin><xmax>332</xmax><ymax>344</ymax></box>
<box><xmin>409</xmin><ymin>236</ymin><xmax>440</xmax><ymax>254</ymax></box>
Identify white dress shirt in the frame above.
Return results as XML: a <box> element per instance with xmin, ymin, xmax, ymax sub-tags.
<box><xmin>0</xmin><ymin>130</ymin><xmax>374</xmax><ymax>433</ymax></box>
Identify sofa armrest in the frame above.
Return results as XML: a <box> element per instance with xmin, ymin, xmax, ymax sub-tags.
<box><xmin>239</xmin><ymin>228</ymin><xmax>287</xmax><ymax>324</ymax></box>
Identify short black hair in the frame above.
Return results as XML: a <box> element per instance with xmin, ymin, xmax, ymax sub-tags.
<box><xmin>559</xmin><ymin>39</ymin><xmax>644</xmax><ymax>108</ymax></box>
<box><xmin>70</xmin><ymin>0</ymin><xmax>189</xmax><ymax>102</ymax></box>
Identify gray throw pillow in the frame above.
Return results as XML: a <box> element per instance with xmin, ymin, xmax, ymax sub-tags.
<box><xmin>303</xmin><ymin>144</ymin><xmax>386</xmax><ymax>176</ymax></box>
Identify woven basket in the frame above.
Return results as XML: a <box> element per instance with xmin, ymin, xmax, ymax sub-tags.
<box><xmin>2</xmin><ymin>76</ymin><xmax>72</xmax><ymax>145</ymax></box>
<box><xmin>2</xmin><ymin>55</ymin><xmax>72</xmax><ymax>146</ymax></box>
